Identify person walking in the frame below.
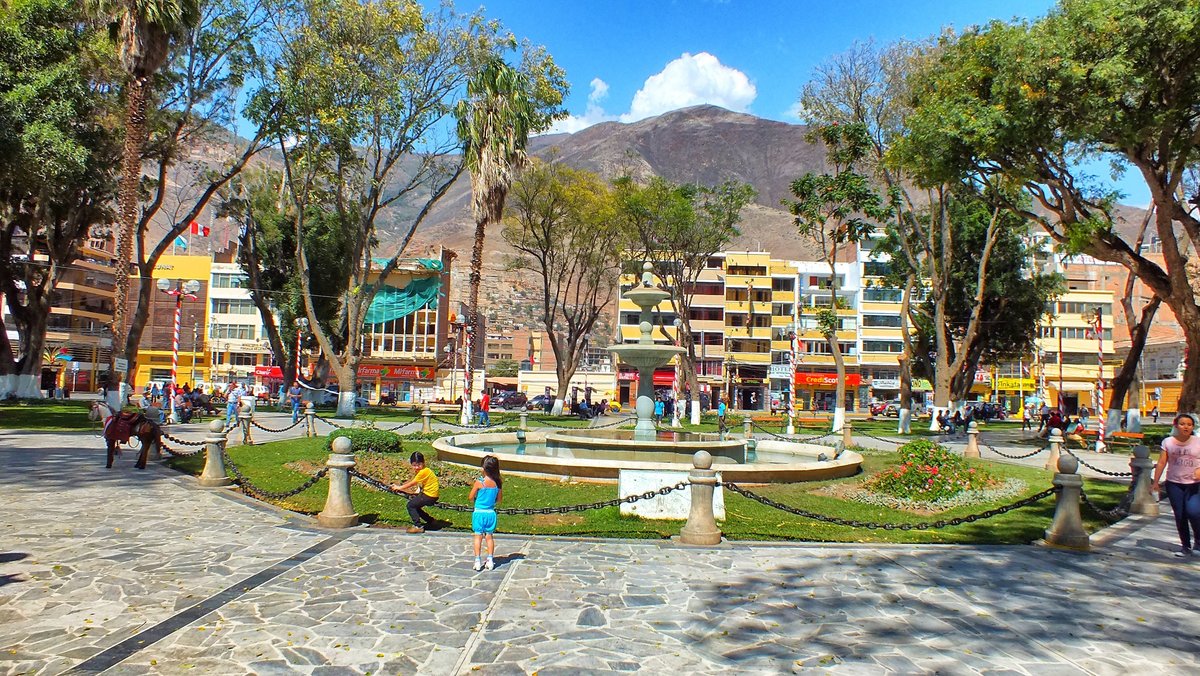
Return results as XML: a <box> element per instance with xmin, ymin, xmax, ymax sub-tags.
<box><xmin>226</xmin><ymin>382</ymin><xmax>245</xmax><ymax>426</ymax></box>
<box><xmin>288</xmin><ymin>381</ymin><xmax>303</xmax><ymax>424</ymax></box>
<box><xmin>1151</xmin><ymin>413</ymin><xmax>1200</xmax><ymax>558</ymax></box>
<box><xmin>391</xmin><ymin>452</ymin><xmax>439</xmax><ymax>534</ymax></box>
<box><xmin>478</xmin><ymin>391</ymin><xmax>490</xmax><ymax>426</ymax></box>
<box><xmin>654</xmin><ymin>398</ymin><xmax>664</xmax><ymax>424</ymax></box>
<box><xmin>469</xmin><ymin>455</ymin><xmax>503</xmax><ymax>571</ymax></box>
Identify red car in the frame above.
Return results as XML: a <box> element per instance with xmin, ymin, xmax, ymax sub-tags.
<box><xmin>869</xmin><ymin>401</ymin><xmax>888</xmax><ymax>416</ymax></box>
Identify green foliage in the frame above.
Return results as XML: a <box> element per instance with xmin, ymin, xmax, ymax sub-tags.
<box><xmin>786</xmin><ymin>123</ymin><xmax>891</xmax><ymax>248</ymax></box>
<box><xmin>866</xmin><ymin>440</ymin><xmax>995</xmax><ymax>502</ymax></box>
<box><xmin>324</xmin><ymin>428</ymin><xmax>403</xmax><ymax>455</ymax></box>
<box><xmin>488</xmin><ymin>359</ymin><xmax>519</xmax><ymax>377</ymax></box>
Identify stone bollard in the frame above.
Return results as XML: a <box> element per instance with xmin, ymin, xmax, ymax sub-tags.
<box><xmin>422</xmin><ymin>405</ymin><xmax>433</xmax><ymax>434</ymax></box>
<box><xmin>317</xmin><ymin>437</ymin><xmax>359</xmax><ymax>528</ymax></box>
<box><xmin>198</xmin><ymin>419</ymin><xmax>232</xmax><ymax>487</ymax></box>
<box><xmin>305</xmin><ymin>403</ymin><xmax>316</xmax><ymax>438</ymax></box>
<box><xmin>1044</xmin><ymin>429</ymin><xmax>1063</xmax><ymax>471</ymax></box>
<box><xmin>1042</xmin><ymin>452</ymin><xmax>1090</xmax><ymax>550</ymax></box>
<box><xmin>842</xmin><ymin>421</ymin><xmax>854</xmax><ymax>448</ymax></box>
<box><xmin>745</xmin><ymin>437</ymin><xmax>758</xmax><ymax>463</ymax></box>
<box><xmin>964</xmin><ymin>421</ymin><xmax>980</xmax><ymax>458</ymax></box>
<box><xmin>239</xmin><ymin>409</ymin><xmax>253</xmax><ymax>446</ymax></box>
<box><xmin>679</xmin><ymin>451</ymin><xmax>722</xmax><ymax>545</ymax></box>
<box><xmin>518</xmin><ymin>410</ymin><xmax>529</xmax><ymax>431</ymax></box>
<box><xmin>743</xmin><ymin>418</ymin><xmax>753</xmax><ymax>439</ymax></box>
<box><xmin>1128</xmin><ymin>445</ymin><xmax>1160</xmax><ymax>516</ymax></box>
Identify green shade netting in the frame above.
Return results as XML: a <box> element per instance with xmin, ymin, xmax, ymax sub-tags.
<box><xmin>363</xmin><ymin>276</ymin><xmax>441</xmax><ymax>325</ymax></box>
<box><xmin>370</xmin><ymin>257</ymin><xmax>445</xmax><ymax>271</ymax></box>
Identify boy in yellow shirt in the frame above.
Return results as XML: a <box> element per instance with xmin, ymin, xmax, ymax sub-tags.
<box><xmin>391</xmin><ymin>451</ymin><xmax>440</xmax><ymax>533</ymax></box>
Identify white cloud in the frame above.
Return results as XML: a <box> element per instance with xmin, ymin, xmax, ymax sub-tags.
<box><xmin>540</xmin><ymin>53</ymin><xmax>757</xmax><ymax>135</ymax></box>
<box><xmin>545</xmin><ymin>78</ymin><xmax>617</xmax><ymax>135</ymax></box>
<box><xmin>784</xmin><ymin>100</ymin><xmax>810</xmax><ymax>123</ymax></box>
<box><xmin>620</xmin><ymin>52</ymin><xmax>756</xmax><ymax>123</ymax></box>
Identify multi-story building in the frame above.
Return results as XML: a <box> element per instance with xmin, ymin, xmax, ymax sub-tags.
<box><xmin>129</xmin><ymin>254</ymin><xmax>213</xmax><ymax>390</ymax></box>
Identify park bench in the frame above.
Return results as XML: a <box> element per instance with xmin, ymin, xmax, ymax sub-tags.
<box><xmin>1075</xmin><ymin>429</ymin><xmax>1144</xmax><ymax>451</ymax></box>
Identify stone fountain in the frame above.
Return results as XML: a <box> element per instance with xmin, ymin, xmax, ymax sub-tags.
<box><xmin>606</xmin><ymin>262</ymin><xmax>684</xmax><ymax>440</ymax></box>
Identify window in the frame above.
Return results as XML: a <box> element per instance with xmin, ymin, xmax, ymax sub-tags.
<box><xmin>863</xmin><ymin>288</ymin><xmax>903</xmax><ymax>303</ymax></box>
<box><xmin>232</xmin><ymin>353</ymin><xmax>258</xmax><ymax>366</ymax></box>
<box><xmin>688</xmin><ymin>307</ymin><xmax>724</xmax><ymax>321</ymax></box>
<box><xmin>862</xmin><ymin>340</ymin><xmax>904</xmax><ymax>353</ymax></box>
<box><xmin>212</xmin><ymin>273</ymin><xmax>248</xmax><ymax>289</ymax></box>
<box><xmin>727</xmin><ymin>265</ymin><xmax>767</xmax><ymax>276</ymax></box>
<box><xmin>211</xmin><ymin>298</ymin><xmax>257</xmax><ymax>315</ymax></box>
<box><xmin>799</xmin><ymin>340</ymin><xmax>857</xmax><ymax>355</ymax></box>
<box><xmin>771</xmin><ymin>303</ymin><xmax>794</xmax><ymax>317</ymax></box>
<box><xmin>211</xmin><ymin>324</ymin><xmax>255</xmax><ymax>340</ymax></box>
<box><xmin>1057</xmin><ymin>301</ymin><xmax>1111</xmax><ymax>317</ymax></box>
<box><xmin>685</xmin><ymin>281</ymin><xmax>724</xmax><ymax>296</ymax></box>
<box><xmin>863</xmin><ymin>261</ymin><xmax>891</xmax><ymax>277</ymax></box>
<box><xmin>772</xmin><ymin>277</ymin><xmax>795</xmax><ymax>292</ymax></box>
<box><xmin>1057</xmin><ymin>327</ymin><xmax>1112</xmax><ymax>340</ymax></box>
<box><xmin>862</xmin><ymin>314</ymin><xmax>902</xmax><ymax>328</ymax></box>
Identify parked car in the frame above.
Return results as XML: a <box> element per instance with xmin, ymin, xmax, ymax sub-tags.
<box><xmin>528</xmin><ymin>393</ymin><xmax>554</xmax><ymax>411</ymax></box>
<box><xmin>493</xmin><ymin>391</ymin><xmax>528</xmax><ymax>410</ymax></box>
<box><xmin>869</xmin><ymin>401</ymin><xmax>889</xmax><ymax>416</ymax></box>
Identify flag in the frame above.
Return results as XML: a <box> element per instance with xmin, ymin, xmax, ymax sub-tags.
<box><xmin>190</xmin><ymin>221</ymin><xmax>198</xmax><ymax>234</ymax></box>
<box><xmin>189</xmin><ymin>221</ymin><xmax>210</xmax><ymax>236</ymax></box>
<box><xmin>174</xmin><ymin>235</ymin><xmax>188</xmax><ymax>250</ymax></box>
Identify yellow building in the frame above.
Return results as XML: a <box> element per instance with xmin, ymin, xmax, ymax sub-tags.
<box><xmin>130</xmin><ymin>254</ymin><xmax>213</xmax><ymax>390</ymax></box>
<box><xmin>1035</xmin><ymin>289</ymin><xmax>1115</xmax><ymax>413</ymax></box>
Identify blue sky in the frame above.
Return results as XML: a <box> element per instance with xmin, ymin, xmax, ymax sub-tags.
<box><xmin>468</xmin><ymin>0</ymin><xmax>1151</xmax><ymax>206</ymax></box>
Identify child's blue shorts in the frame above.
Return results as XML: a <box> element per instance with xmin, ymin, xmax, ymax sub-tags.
<box><xmin>472</xmin><ymin>509</ymin><xmax>497</xmax><ymax>534</ymax></box>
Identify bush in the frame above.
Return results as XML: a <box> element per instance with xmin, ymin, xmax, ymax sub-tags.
<box><xmin>866</xmin><ymin>439</ymin><xmax>995</xmax><ymax>502</ymax></box>
<box><xmin>324</xmin><ymin>428</ymin><xmax>403</xmax><ymax>454</ymax></box>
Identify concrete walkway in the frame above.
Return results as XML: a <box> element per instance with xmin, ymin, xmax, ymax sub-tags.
<box><xmin>2</xmin><ymin>424</ymin><xmax>1198</xmax><ymax>675</ymax></box>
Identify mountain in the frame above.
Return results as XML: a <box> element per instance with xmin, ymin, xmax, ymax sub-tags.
<box><xmin>412</xmin><ymin>105</ymin><xmax>829</xmax><ymax>260</ymax></box>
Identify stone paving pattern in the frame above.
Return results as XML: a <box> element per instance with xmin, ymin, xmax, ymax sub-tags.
<box><xmin>2</xmin><ymin>418</ymin><xmax>1199</xmax><ymax>674</ymax></box>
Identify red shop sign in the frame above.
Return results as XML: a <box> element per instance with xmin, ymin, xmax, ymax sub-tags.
<box><xmin>253</xmin><ymin>366</ymin><xmax>283</xmax><ymax>379</ymax></box>
<box><xmin>356</xmin><ymin>364</ymin><xmax>434</xmax><ymax>380</ymax></box>
<box><xmin>794</xmin><ymin>372</ymin><xmax>862</xmax><ymax>387</ymax></box>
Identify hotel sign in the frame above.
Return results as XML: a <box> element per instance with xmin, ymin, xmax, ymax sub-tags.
<box><xmin>870</xmin><ymin>378</ymin><xmax>900</xmax><ymax>390</ymax></box>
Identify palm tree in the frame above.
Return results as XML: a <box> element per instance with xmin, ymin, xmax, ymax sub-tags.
<box><xmin>88</xmin><ymin>0</ymin><xmax>199</xmax><ymax>389</ymax></box>
<box><xmin>454</xmin><ymin>58</ymin><xmax>537</xmax><ymax>398</ymax></box>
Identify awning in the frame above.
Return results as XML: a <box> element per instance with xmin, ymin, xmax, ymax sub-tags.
<box><xmin>1053</xmin><ymin>382</ymin><xmax>1096</xmax><ymax>392</ymax></box>
<box><xmin>488</xmin><ymin>376</ymin><xmax>520</xmax><ymax>386</ymax></box>
<box><xmin>652</xmin><ymin>371</ymin><xmax>675</xmax><ymax>386</ymax></box>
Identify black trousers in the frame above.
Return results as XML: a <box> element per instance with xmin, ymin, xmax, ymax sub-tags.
<box><xmin>408</xmin><ymin>493</ymin><xmax>438</xmax><ymax>527</ymax></box>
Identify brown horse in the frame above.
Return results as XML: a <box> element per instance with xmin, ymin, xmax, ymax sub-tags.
<box><xmin>91</xmin><ymin>402</ymin><xmax>161</xmax><ymax>469</ymax></box>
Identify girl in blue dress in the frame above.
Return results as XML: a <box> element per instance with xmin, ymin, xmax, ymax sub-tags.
<box><xmin>470</xmin><ymin>455</ymin><xmax>503</xmax><ymax>571</ymax></box>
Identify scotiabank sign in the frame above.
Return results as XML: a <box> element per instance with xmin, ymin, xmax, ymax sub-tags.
<box><xmin>356</xmin><ymin>364</ymin><xmax>434</xmax><ymax>380</ymax></box>
<box><xmin>795</xmin><ymin>372</ymin><xmax>863</xmax><ymax>387</ymax></box>
<box><xmin>253</xmin><ymin>366</ymin><xmax>283</xmax><ymax>379</ymax></box>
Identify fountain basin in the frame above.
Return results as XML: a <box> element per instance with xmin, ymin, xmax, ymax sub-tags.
<box><xmin>432</xmin><ymin>431</ymin><xmax>862</xmax><ymax>483</ymax></box>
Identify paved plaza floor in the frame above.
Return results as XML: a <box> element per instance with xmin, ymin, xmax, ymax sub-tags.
<box><xmin>2</xmin><ymin>421</ymin><xmax>1198</xmax><ymax>675</ymax></box>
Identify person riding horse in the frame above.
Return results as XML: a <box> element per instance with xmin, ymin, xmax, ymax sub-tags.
<box><xmin>91</xmin><ymin>401</ymin><xmax>161</xmax><ymax>469</ymax></box>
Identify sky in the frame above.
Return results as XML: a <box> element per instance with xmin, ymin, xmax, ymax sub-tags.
<box><xmin>464</xmin><ymin>0</ymin><xmax>1152</xmax><ymax>207</ymax></box>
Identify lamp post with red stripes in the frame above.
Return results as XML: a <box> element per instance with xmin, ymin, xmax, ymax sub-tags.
<box><xmin>157</xmin><ymin>278</ymin><xmax>200</xmax><ymax>423</ymax></box>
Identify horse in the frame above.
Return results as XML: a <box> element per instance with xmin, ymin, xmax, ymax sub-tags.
<box><xmin>91</xmin><ymin>401</ymin><xmax>161</xmax><ymax>469</ymax></box>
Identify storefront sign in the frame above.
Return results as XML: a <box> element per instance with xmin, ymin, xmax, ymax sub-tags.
<box><xmin>996</xmin><ymin>377</ymin><xmax>1036</xmax><ymax>390</ymax></box>
<box><xmin>253</xmin><ymin>365</ymin><xmax>283</xmax><ymax>379</ymax></box>
<box><xmin>974</xmin><ymin>370</ymin><xmax>991</xmax><ymax>383</ymax></box>
<box><xmin>356</xmin><ymin>364</ymin><xmax>434</xmax><ymax>380</ymax></box>
<box><xmin>618</xmin><ymin>370</ymin><xmax>638</xmax><ymax>381</ymax></box>
<box><xmin>768</xmin><ymin>364</ymin><xmax>793</xmax><ymax>379</ymax></box>
<box><xmin>871</xmin><ymin>378</ymin><xmax>900</xmax><ymax>390</ymax></box>
<box><xmin>795</xmin><ymin>372</ymin><xmax>863</xmax><ymax>387</ymax></box>
<box><xmin>913</xmin><ymin>379</ymin><xmax>932</xmax><ymax>391</ymax></box>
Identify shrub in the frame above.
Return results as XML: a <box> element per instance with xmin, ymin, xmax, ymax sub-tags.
<box><xmin>866</xmin><ymin>439</ymin><xmax>996</xmax><ymax>503</ymax></box>
<box><xmin>324</xmin><ymin>428</ymin><xmax>403</xmax><ymax>454</ymax></box>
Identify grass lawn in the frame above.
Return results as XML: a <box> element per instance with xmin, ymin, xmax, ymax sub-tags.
<box><xmin>166</xmin><ymin>436</ymin><xmax>1130</xmax><ymax>544</ymax></box>
<box><xmin>0</xmin><ymin>399</ymin><xmax>103</xmax><ymax>431</ymax></box>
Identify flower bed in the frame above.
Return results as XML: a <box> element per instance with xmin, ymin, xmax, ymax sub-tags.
<box><xmin>861</xmin><ymin>439</ymin><xmax>1004</xmax><ymax>510</ymax></box>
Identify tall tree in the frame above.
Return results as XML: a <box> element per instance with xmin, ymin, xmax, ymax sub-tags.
<box><xmin>117</xmin><ymin>0</ymin><xmax>280</xmax><ymax>392</ymax></box>
<box><xmin>900</xmin><ymin>0</ymin><xmax>1200</xmax><ymax>412</ymax></box>
<box><xmin>87</xmin><ymin>0</ymin><xmax>199</xmax><ymax>394</ymax></box>
<box><xmin>0</xmin><ymin>0</ymin><xmax>119</xmax><ymax>398</ymax></box>
<box><xmin>501</xmin><ymin>160</ymin><xmax>625</xmax><ymax>414</ymax></box>
<box><xmin>618</xmin><ymin>176</ymin><xmax>756</xmax><ymax>424</ymax></box>
<box><xmin>455</xmin><ymin>51</ymin><xmax>566</xmax><ymax>412</ymax></box>
<box><xmin>786</xmin><ymin>122</ymin><xmax>891</xmax><ymax>432</ymax></box>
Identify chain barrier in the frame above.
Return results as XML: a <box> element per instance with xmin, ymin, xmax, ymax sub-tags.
<box><xmin>982</xmin><ymin>442</ymin><xmax>1048</xmax><ymax>460</ymax></box>
<box><xmin>220</xmin><ymin>450</ymin><xmax>328</xmax><ymax>499</ymax></box>
<box><xmin>429</xmin><ymin>416</ymin><xmax>510</xmax><ymax>431</ymax></box>
<box><xmin>249</xmin><ymin>419</ymin><xmax>306</xmax><ymax>434</ymax></box>
<box><xmin>1063</xmin><ymin>448</ymin><xmax>1133</xmax><ymax>478</ymax></box>
<box><xmin>159</xmin><ymin>430</ymin><xmax>207</xmax><ymax>447</ymax></box>
<box><xmin>348</xmin><ymin>469</ymin><xmax>689</xmax><ymax>515</ymax></box>
<box><xmin>722</xmin><ymin>482</ymin><xmax>1057</xmax><ymax>530</ymax></box>
<box><xmin>857</xmin><ymin>432</ymin><xmax>910</xmax><ymax>448</ymax></box>
<box><xmin>159</xmin><ymin>438</ymin><xmax>204</xmax><ymax>457</ymax></box>
<box><xmin>314</xmin><ymin>416</ymin><xmax>349</xmax><ymax>429</ymax></box>
<box><xmin>1080</xmin><ymin>489</ymin><xmax>1128</xmax><ymax>523</ymax></box>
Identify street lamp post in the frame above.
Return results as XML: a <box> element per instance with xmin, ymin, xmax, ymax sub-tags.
<box><xmin>787</xmin><ymin>320</ymin><xmax>799</xmax><ymax>435</ymax></box>
<box><xmin>1088</xmin><ymin>307</ymin><xmax>1106</xmax><ymax>450</ymax></box>
<box><xmin>672</xmin><ymin>318</ymin><xmax>682</xmax><ymax>427</ymax></box>
<box><xmin>157</xmin><ymin>278</ymin><xmax>200</xmax><ymax>423</ymax></box>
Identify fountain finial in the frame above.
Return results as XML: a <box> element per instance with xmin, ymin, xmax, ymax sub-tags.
<box><xmin>641</xmin><ymin>261</ymin><xmax>654</xmax><ymax>287</ymax></box>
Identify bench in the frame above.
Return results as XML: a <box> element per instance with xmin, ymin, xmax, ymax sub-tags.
<box><xmin>1073</xmin><ymin>429</ymin><xmax>1144</xmax><ymax>450</ymax></box>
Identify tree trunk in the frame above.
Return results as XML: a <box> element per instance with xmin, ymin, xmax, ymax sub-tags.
<box><xmin>897</xmin><ymin>276</ymin><xmax>916</xmax><ymax>434</ymax></box>
<box><xmin>830</xmin><ymin>332</ymin><xmax>846</xmax><ymax>432</ymax></box>
<box><xmin>682</xmin><ymin>332</ymin><xmax>701</xmax><ymax>424</ymax></box>
<box><xmin>333</xmin><ymin>357</ymin><xmax>358</xmax><ymax>418</ymax></box>
<box><xmin>553</xmin><ymin>367</ymin><xmax>572</xmax><ymax>417</ymax></box>
<box><xmin>1108</xmin><ymin>297</ymin><xmax>1160</xmax><ymax>433</ymax></box>
<box><xmin>467</xmin><ymin>212</ymin><xmax>487</xmax><ymax>380</ymax></box>
<box><xmin>110</xmin><ymin>75</ymin><xmax>151</xmax><ymax>383</ymax></box>
<box><xmin>1179</xmin><ymin>309</ymin><xmax>1200</xmax><ymax>414</ymax></box>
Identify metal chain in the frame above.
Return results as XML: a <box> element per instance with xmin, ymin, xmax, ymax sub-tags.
<box><xmin>348</xmin><ymin>469</ymin><xmax>689</xmax><ymax>515</ymax></box>
<box><xmin>857</xmin><ymin>432</ymin><xmax>910</xmax><ymax>447</ymax></box>
<box><xmin>221</xmin><ymin>450</ymin><xmax>328</xmax><ymax>499</ymax></box>
<box><xmin>315</xmin><ymin>416</ymin><xmax>349</xmax><ymax>429</ymax></box>
<box><xmin>982</xmin><ymin>443</ymin><xmax>1048</xmax><ymax>460</ymax></box>
<box><xmin>1063</xmin><ymin>448</ymin><xmax>1133</xmax><ymax>477</ymax></box>
<box><xmin>722</xmin><ymin>482</ymin><xmax>1058</xmax><ymax>530</ymax></box>
<box><xmin>159</xmin><ymin>439</ymin><xmax>204</xmax><ymax>457</ymax></box>
<box><xmin>1080</xmin><ymin>489</ymin><xmax>1128</xmax><ymax>523</ymax></box>
<box><xmin>249</xmin><ymin>419</ymin><xmax>306</xmax><ymax>434</ymax></box>
<box><xmin>159</xmin><ymin>430</ymin><xmax>207</xmax><ymax>447</ymax></box>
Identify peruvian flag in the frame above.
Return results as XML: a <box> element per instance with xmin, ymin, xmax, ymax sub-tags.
<box><xmin>189</xmin><ymin>221</ymin><xmax>210</xmax><ymax>237</ymax></box>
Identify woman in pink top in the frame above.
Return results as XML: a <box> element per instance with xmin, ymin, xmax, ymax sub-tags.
<box><xmin>1151</xmin><ymin>413</ymin><xmax>1200</xmax><ymax>558</ymax></box>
